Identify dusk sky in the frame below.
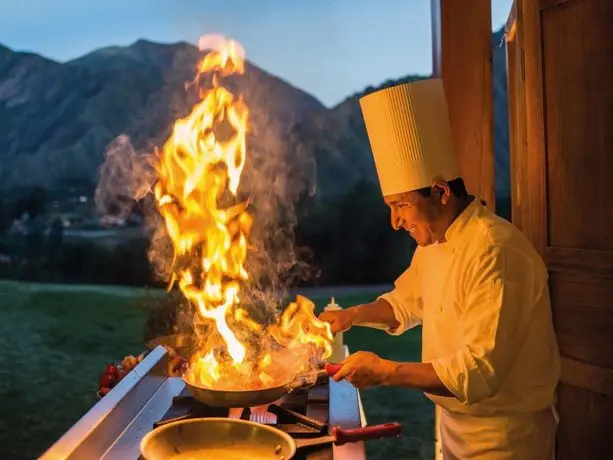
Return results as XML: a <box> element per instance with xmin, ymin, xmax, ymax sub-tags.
<box><xmin>1</xmin><ymin>0</ymin><xmax>513</xmax><ymax>107</ymax></box>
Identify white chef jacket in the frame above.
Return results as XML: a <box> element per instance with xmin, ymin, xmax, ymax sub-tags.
<box><xmin>380</xmin><ymin>198</ymin><xmax>561</xmax><ymax>458</ymax></box>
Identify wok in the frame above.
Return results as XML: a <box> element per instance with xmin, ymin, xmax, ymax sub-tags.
<box><xmin>183</xmin><ymin>363</ymin><xmax>343</xmax><ymax>408</ymax></box>
<box><xmin>139</xmin><ymin>417</ymin><xmax>402</xmax><ymax>460</ymax></box>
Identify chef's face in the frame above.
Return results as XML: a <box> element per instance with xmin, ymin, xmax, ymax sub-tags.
<box><xmin>384</xmin><ymin>181</ymin><xmax>451</xmax><ymax>246</ymax></box>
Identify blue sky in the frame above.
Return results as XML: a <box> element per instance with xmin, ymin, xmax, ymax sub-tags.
<box><xmin>0</xmin><ymin>0</ymin><xmax>513</xmax><ymax>107</ymax></box>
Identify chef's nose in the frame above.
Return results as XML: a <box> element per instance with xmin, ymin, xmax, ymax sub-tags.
<box><xmin>390</xmin><ymin>208</ymin><xmax>402</xmax><ymax>230</ymax></box>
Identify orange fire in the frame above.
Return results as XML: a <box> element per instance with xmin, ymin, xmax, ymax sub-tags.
<box><xmin>153</xmin><ymin>35</ymin><xmax>332</xmax><ymax>390</ymax></box>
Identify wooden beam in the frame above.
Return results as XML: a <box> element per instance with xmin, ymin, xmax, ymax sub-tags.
<box><xmin>540</xmin><ymin>0</ymin><xmax>574</xmax><ymax>9</ymax></box>
<box><xmin>431</xmin><ymin>0</ymin><xmax>495</xmax><ymax>211</ymax></box>
<box><xmin>547</xmin><ymin>247</ymin><xmax>613</xmax><ymax>277</ymax></box>
<box><xmin>561</xmin><ymin>356</ymin><xmax>613</xmax><ymax>396</ymax></box>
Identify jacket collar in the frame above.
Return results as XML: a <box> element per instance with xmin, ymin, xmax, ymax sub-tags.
<box><xmin>439</xmin><ymin>196</ymin><xmax>480</xmax><ymax>250</ymax></box>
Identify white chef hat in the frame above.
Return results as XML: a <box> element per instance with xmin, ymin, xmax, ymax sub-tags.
<box><xmin>359</xmin><ymin>78</ymin><xmax>460</xmax><ymax>196</ymax></box>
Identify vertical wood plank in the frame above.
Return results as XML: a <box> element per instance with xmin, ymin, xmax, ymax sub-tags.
<box><xmin>520</xmin><ymin>0</ymin><xmax>548</xmax><ymax>258</ymax></box>
<box><xmin>505</xmin><ymin>0</ymin><xmax>531</xmax><ymax>231</ymax></box>
<box><xmin>431</xmin><ymin>0</ymin><xmax>495</xmax><ymax>210</ymax></box>
<box><xmin>541</xmin><ymin>0</ymin><xmax>613</xmax><ymax>250</ymax></box>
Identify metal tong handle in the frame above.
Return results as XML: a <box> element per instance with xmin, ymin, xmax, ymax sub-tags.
<box><xmin>268</xmin><ymin>404</ymin><xmax>327</xmax><ymax>432</ymax></box>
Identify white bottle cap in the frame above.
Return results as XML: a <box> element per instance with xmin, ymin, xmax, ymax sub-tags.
<box><xmin>325</xmin><ymin>297</ymin><xmax>342</xmax><ymax>311</ymax></box>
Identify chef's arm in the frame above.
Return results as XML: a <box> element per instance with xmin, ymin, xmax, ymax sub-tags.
<box><xmin>430</xmin><ymin>245</ymin><xmax>536</xmax><ymax>405</ymax></box>
<box><xmin>349</xmin><ymin>298</ymin><xmax>400</xmax><ymax>330</ymax></box>
<box><xmin>384</xmin><ymin>362</ymin><xmax>454</xmax><ymax>397</ymax></box>
<box><xmin>354</xmin><ymin>254</ymin><xmax>424</xmax><ymax>333</ymax></box>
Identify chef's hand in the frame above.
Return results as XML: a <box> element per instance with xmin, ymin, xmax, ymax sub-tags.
<box><xmin>318</xmin><ymin>308</ymin><xmax>357</xmax><ymax>333</ymax></box>
<box><xmin>330</xmin><ymin>351</ymin><xmax>396</xmax><ymax>389</ymax></box>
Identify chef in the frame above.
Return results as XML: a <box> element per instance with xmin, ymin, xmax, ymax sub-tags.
<box><xmin>319</xmin><ymin>78</ymin><xmax>561</xmax><ymax>459</ymax></box>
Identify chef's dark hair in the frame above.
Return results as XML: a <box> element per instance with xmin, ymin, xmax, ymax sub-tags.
<box><xmin>416</xmin><ymin>177</ymin><xmax>468</xmax><ymax>199</ymax></box>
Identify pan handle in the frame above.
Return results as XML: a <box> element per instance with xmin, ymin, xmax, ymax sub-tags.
<box><xmin>333</xmin><ymin>422</ymin><xmax>402</xmax><ymax>446</ymax></box>
<box><xmin>325</xmin><ymin>363</ymin><xmax>343</xmax><ymax>376</ymax></box>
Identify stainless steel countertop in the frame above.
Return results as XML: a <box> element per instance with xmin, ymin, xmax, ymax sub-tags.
<box><xmin>40</xmin><ymin>345</ymin><xmax>368</xmax><ymax>460</ymax></box>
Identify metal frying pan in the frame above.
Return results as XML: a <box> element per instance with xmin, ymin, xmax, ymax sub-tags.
<box><xmin>145</xmin><ymin>335</ymin><xmax>344</xmax><ymax>407</ymax></box>
<box><xmin>182</xmin><ymin>364</ymin><xmax>343</xmax><ymax>408</ymax></box>
<box><xmin>139</xmin><ymin>417</ymin><xmax>402</xmax><ymax>460</ymax></box>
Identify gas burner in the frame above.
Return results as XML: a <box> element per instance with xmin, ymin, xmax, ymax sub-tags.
<box><xmin>152</xmin><ymin>389</ymin><xmax>329</xmax><ymax>439</ymax></box>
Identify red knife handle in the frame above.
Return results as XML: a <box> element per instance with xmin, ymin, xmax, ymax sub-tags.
<box><xmin>325</xmin><ymin>363</ymin><xmax>343</xmax><ymax>376</ymax></box>
<box><xmin>332</xmin><ymin>423</ymin><xmax>402</xmax><ymax>446</ymax></box>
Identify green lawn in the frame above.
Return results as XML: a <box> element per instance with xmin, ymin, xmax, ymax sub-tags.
<box><xmin>0</xmin><ymin>282</ymin><xmax>433</xmax><ymax>460</ymax></box>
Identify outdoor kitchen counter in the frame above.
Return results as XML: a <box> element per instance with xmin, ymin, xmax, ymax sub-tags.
<box><xmin>40</xmin><ymin>345</ymin><xmax>369</xmax><ymax>460</ymax></box>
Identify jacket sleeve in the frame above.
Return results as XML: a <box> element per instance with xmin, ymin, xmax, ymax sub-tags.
<box><xmin>431</xmin><ymin>244</ymin><xmax>542</xmax><ymax>405</ymax></box>
<box><xmin>378</xmin><ymin>249</ymin><xmax>424</xmax><ymax>336</ymax></box>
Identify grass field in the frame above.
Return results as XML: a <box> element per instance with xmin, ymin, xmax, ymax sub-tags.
<box><xmin>0</xmin><ymin>281</ymin><xmax>434</xmax><ymax>460</ymax></box>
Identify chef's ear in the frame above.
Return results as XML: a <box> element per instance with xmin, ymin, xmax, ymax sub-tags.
<box><xmin>431</xmin><ymin>180</ymin><xmax>451</xmax><ymax>204</ymax></box>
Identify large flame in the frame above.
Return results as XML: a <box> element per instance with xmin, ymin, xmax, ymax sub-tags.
<box><xmin>153</xmin><ymin>35</ymin><xmax>332</xmax><ymax>390</ymax></box>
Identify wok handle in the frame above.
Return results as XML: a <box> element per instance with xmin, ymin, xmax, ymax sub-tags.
<box><xmin>325</xmin><ymin>363</ymin><xmax>343</xmax><ymax>376</ymax></box>
<box><xmin>333</xmin><ymin>422</ymin><xmax>402</xmax><ymax>446</ymax></box>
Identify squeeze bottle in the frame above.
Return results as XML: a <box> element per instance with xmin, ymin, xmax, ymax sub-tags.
<box><xmin>324</xmin><ymin>297</ymin><xmax>344</xmax><ymax>363</ymax></box>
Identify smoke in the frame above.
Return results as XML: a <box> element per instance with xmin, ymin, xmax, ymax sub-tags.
<box><xmin>94</xmin><ymin>135</ymin><xmax>156</xmax><ymax>222</ymax></box>
<box><xmin>94</xmin><ymin>135</ymin><xmax>175</xmax><ymax>283</ymax></box>
<box><xmin>236</xmin><ymin>107</ymin><xmax>318</xmax><ymax>316</ymax></box>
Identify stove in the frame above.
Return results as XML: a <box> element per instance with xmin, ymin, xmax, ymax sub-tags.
<box><xmin>147</xmin><ymin>385</ymin><xmax>332</xmax><ymax>459</ymax></box>
<box><xmin>40</xmin><ymin>345</ymin><xmax>368</xmax><ymax>460</ymax></box>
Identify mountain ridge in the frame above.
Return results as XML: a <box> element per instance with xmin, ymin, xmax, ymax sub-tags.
<box><xmin>0</xmin><ymin>30</ymin><xmax>510</xmax><ymax>199</ymax></box>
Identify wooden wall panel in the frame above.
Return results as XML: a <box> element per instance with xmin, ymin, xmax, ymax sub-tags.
<box><xmin>540</xmin><ymin>0</ymin><xmax>575</xmax><ymax>9</ymax></box>
<box><xmin>542</xmin><ymin>0</ymin><xmax>613</xmax><ymax>250</ymax></box>
<box><xmin>560</xmin><ymin>357</ymin><xmax>613</xmax><ymax>396</ymax></box>
<box><xmin>547</xmin><ymin>247</ymin><xmax>613</xmax><ymax>278</ymax></box>
<box><xmin>555</xmin><ymin>383</ymin><xmax>613</xmax><ymax>460</ymax></box>
<box><xmin>506</xmin><ymin>0</ymin><xmax>613</xmax><ymax>457</ymax></box>
<box><xmin>550</xmin><ymin>271</ymin><xmax>613</xmax><ymax>368</ymax></box>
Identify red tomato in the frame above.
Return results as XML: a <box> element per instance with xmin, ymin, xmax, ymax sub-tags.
<box><xmin>99</xmin><ymin>373</ymin><xmax>115</xmax><ymax>388</ymax></box>
<box><xmin>99</xmin><ymin>387</ymin><xmax>111</xmax><ymax>396</ymax></box>
<box><xmin>105</xmin><ymin>363</ymin><xmax>118</xmax><ymax>377</ymax></box>
<box><xmin>117</xmin><ymin>369</ymin><xmax>128</xmax><ymax>381</ymax></box>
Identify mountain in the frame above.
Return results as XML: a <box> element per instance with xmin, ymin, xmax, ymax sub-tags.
<box><xmin>287</xmin><ymin>28</ymin><xmax>510</xmax><ymax>199</ymax></box>
<box><xmin>0</xmin><ymin>29</ymin><xmax>510</xmax><ymax>200</ymax></box>
<box><xmin>0</xmin><ymin>40</ymin><xmax>324</xmax><ymax>193</ymax></box>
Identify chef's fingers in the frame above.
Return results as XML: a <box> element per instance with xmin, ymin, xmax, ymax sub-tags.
<box><xmin>342</xmin><ymin>351</ymin><xmax>365</xmax><ymax>365</ymax></box>
<box><xmin>319</xmin><ymin>311</ymin><xmax>341</xmax><ymax>328</ymax></box>
<box><xmin>319</xmin><ymin>310</ymin><xmax>346</xmax><ymax>321</ymax></box>
<box><xmin>329</xmin><ymin>321</ymin><xmax>342</xmax><ymax>334</ymax></box>
<box><xmin>332</xmin><ymin>362</ymin><xmax>355</xmax><ymax>382</ymax></box>
<box><xmin>318</xmin><ymin>311</ymin><xmax>335</xmax><ymax>322</ymax></box>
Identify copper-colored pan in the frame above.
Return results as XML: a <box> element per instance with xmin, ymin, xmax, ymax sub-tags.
<box><xmin>182</xmin><ymin>364</ymin><xmax>342</xmax><ymax>408</ymax></box>
<box><xmin>146</xmin><ymin>335</ymin><xmax>344</xmax><ymax>408</ymax></box>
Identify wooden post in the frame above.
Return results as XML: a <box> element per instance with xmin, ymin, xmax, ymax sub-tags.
<box><xmin>431</xmin><ymin>0</ymin><xmax>495</xmax><ymax>211</ymax></box>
